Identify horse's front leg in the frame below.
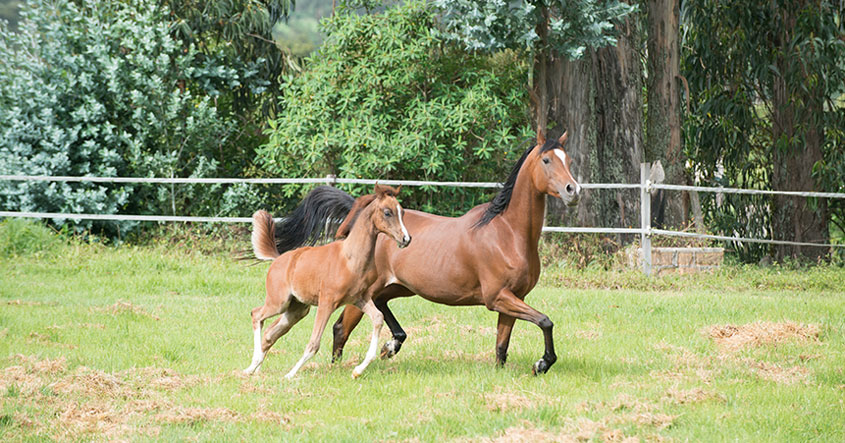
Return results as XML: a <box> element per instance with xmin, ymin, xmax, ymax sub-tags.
<box><xmin>494</xmin><ymin>313</ymin><xmax>517</xmax><ymax>366</ymax></box>
<box><xmin>352</xmin><ymin>298</ymin><xmax>384</xmax><ymax>378</ymax></box>
<box><xmin>376</xmin><ymin>298</ymin><xmax>407</xmax><ymax>359</ymax></box>
<box><xmin>485</xmin><ymin>288</ymin><xmax>556</xmax><ymax>375</ymax></box>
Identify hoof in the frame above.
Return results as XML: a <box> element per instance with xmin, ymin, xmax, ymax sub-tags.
<box><xmin>352</xmin><ymin>369</ymin><xmax>362</xmax><ymax>379</ymax></box>
<box><xmin>532</xmin><ymin>359</ymin><xmax>551</xmax><ymax>375</ymax></box>
<box><xmin>380</xmin><ymin>339</ymin><xmax>400</xmax><ymax>360</ymax></box>
<box><xmin>284</xmin><ymin>371</ymin><xmax>296</xmax><ymax>380</ymax></box>
<box><xmin>331</xmin><ymin>350</ymin><xmax>343</xmax><ymax>364</ymax></box>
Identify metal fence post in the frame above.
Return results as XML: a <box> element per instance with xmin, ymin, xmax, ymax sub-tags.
<box><xmin>640</xmin><ymin>162</ymin><xmax>652</xmax><ymax>276</ymax></box>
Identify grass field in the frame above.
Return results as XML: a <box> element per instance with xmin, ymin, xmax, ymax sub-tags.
<box><xmin>1</xmin><ymin>223</ymin><xmax>844</xmax><ymax>441</ymax></box>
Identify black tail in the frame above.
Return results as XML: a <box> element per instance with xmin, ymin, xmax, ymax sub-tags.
<box><xmin>272</xmin><ymin>186</ymin><xmax>356</xmax><ymax>254</ymax></box>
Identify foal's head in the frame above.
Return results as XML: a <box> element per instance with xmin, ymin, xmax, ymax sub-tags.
<box><xmin>368</xmin><ymin>184</ymin><xmax>412</xmax><ymax>248</ymax></box>
<box><xmin>531</xmin><ymin>131</ymin><xmax>581</xmax><ymax>207</ymax></box>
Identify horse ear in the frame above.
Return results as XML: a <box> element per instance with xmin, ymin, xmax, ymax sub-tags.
<box><xmin>374</xmin><ymin>184</ymin><xmax>387</xmax><ymax>198</ymax></box>
<box><xmin>395</xmin><ymin>185</ymin><xmax>402</xmax><ymax>195</ymax></box>
<box><xmin>537</xmin><ymin>129</ymin><xmax>546</xmax><ymax>146</ymax></box>
<box><xmin>558</xmin><ymin>131</ymin><xmax>569</xmax><ymax>145</ymax></box>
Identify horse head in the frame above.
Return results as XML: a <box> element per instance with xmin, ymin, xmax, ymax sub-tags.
<box><xmin>531</xmin><ymin>131</ymin><xmax>581</xmax><ymax>207</ymax></box>
<box><xmin>370</xmin><ymin>184</ymin><xmax>412</xmax><ymax>248</ymax></box>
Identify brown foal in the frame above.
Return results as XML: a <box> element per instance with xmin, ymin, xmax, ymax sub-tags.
<box><xmin>243</xmin><ymin>185</ymin><xmax>411</xmax><ymax>379</ymax></box>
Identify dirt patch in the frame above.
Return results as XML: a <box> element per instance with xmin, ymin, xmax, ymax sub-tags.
<box><xmin>705</xmin><ymin>321</ymin><xmax>819</xmax><ymax>352</ymax></box>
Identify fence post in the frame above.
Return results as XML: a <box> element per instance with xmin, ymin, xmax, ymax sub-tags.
<box><xmin>640</xmin><ymin>162</ymin><xmax>652</xmax><ymax>276</ymax></box>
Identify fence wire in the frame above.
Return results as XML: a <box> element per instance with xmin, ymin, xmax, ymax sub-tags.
<box><xmin>2</xmin><ymin>174</ymin><xmax>844</xmax><ymax>249</ymax></box>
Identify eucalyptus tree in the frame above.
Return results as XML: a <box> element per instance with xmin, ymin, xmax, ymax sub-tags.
<box><xmin>683</xmin><ymin>0</ymin><xmax>845</xmax><ymax>261</ymax></box>
<box><xmin>435</xmin><ymin>0</ymin><xmax>644</xmax><ymax>230</ymax></box>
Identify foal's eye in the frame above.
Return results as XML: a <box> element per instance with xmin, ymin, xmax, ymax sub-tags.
<box><xmin>542</xmin><ymin>157</ymin><xmax>550</xmax><ymax>164</ymax></box>
<box><xmin>383</xmin><ymin>209</ymin><xmax>392</xmax><ymax>217</ymax></box>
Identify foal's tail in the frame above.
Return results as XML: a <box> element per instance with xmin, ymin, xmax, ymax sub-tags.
<box><xmin>272</xmin><ymin>185</ymin><xmax>356</xmax><ymax>253</ymax></box>
<box><xmin>251</xmin><ymin>210</ymin><xmax>280</xmax><ymax>261</ymax></box>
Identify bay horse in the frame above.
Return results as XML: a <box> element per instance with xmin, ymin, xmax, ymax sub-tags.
<box><xmin>267</xmin><ymin>131</ymin><xmax>579</xmax><ymax>374</ymax></box>
<box><xmin>243</xmin><ymin>184</ymin><xmax>411</xmax><ymax>379</ymax></box>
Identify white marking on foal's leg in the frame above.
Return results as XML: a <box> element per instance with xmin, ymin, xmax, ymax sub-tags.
<box><xmin>352</xmin><ymin>301</ymin><xmax>384</xmax><ymax>378</ymax></box>
<box><xmin>243</xmin><ymin>326</ymin><xmax>266</xmax><ymax>375</ymax></box>
<box><xmin>285</xmin><ymin>349</ymin><xmax>316</xmax><ymax>380</ymax></box>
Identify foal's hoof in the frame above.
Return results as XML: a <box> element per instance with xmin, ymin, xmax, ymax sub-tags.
<box><xmin>380</xmin><ymin>339</ymin><xmax>401</xmax><ymax>359</ymax></box>
<box><xmin>351</xmin><ymin>369</ymin><xmax>362</xmax><ymax>379</ymax></box>
<box><xmin>532</xmin><ymin>359</ymin><xmax>551</xmax><ymax>375</ymax></box>
<box><xmin>331</xmin><ymin>349</ymin><xmax>343</xmax><ymax>364</ymax></box>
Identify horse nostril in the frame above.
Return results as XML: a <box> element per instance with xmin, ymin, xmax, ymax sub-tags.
<box><xmin>565</xmin><ymin>184</ymin><xmax>575</xmax><ymax>195</ymax></box>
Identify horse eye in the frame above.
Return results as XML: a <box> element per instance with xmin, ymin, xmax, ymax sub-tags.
<box><xmin>542</xmin><ymin>157</ymin><xmax>550</xmax><ymax>164</ymax></box>
<box><xmin>383</xmin><ymin>209</ymin><xmax>392</xmax><ymax>217</ymax></box>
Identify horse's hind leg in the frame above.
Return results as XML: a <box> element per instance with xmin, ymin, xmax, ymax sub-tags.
<box><xmin>261</xmin><ymin>298</ymin><xmax>310</xmax><ymax>352</ymax></box>
<box><xmin>244</xmin><ymin>295</ymin><xmax>300</xmax><ymax>375</ymax></box>
<box><xmin>352</xmin><ymin>299</ymin><xmax>385</xmax><ymax>378</ymax></box>
<box><xmin>331</xmin><ymin>305</ymin><xmax>364</xmax><ymax>363</ymax></box>
<box><xmin>486</xmin><ymin>288</ymin><xmax>556</xmax><ymax>375</ymax></box>
<box><xmin>285</xmin><ymin>300</ymin><xmax>337</xmax><ymax>379</ymax></box>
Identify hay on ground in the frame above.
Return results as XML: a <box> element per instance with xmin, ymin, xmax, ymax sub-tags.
<box><xmin>705</xmin><ymin>321</ymin><xmax>819</xmax><ymax>352</ymax></box>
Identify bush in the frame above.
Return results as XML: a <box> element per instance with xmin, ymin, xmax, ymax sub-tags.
<box><xmin>0</xmin><ymin>0</ymin><xmax>235</xmax><ymax>237</ymax></box>
<box><xmin>258</xmin><ymin>0</ymin><xmax>532</xmax><ymax>215</ymax></box>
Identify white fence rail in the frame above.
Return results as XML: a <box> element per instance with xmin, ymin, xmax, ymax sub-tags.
<box><xmin>2</xmin><ymin>164</ymin><xmax>844</xmax><ymax>276</ymax></box>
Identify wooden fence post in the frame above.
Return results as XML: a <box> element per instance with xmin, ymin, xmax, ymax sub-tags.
<box><xmin>640</xmin><ymin>162</ymin><xmax>652</xmax><ymax>276</ymax></box>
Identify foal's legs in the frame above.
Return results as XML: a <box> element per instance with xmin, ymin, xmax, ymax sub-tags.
<box><xmin>486</xmin><ymin>288</ymin><xmax>556</xmax><ymax>375</ymax></box>
<box><xmin>244</xmin><ymin>297</ymin><xmax>310</xmax><ymax>375</ymax></box>
<box><xmin>285</xmin><ymin>300</ymin><xmax>337</xmax><ymax>379</ymax></box>
<box><xmin>352</xmin><ymin>299</ymin><xmax>385</xmax><ymax>378</ymax></box>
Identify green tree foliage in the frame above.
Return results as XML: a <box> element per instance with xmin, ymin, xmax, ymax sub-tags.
<box><xmin>258</xmin><ymin>0</ymin><xmax>532</xmax><ymax>214</ymax></box>
<box><xmin>434</xmin><ymin>0</ymin><xmax>635</xmax><ymax>58</ymax></box>
<box><xmin>0</xmin><ymin>0</ymin><xmax>235</xmax><ymax>236</ymax></box>
<box><xmin>162</xmin><ymin>0</ymin><xmax>296</xmax><ymax>176</ymax></box>
<box><xmin>683</xmin><ymin>0</ymin><xmax>845</xmax><ymax>261</ymax></box>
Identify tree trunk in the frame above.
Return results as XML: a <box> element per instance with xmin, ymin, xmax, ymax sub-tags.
<box><xmin>591</xmin><ymin>8</ymin><xmax>644</xmax><ymax>233</ymax></box>
<box><xmin>646</xmin><ymin>0</ymin><xmax>684</xmax><ymax>228</ymax></box>
<box><xmin>533</xmin><ymin>4</ymin><xmax>644</xmax><ymax>233</ymax></box>
<box><xmin>770</xmin><ymin>7</ymin><xmax>829</xmax><ymax>262</ymax></box>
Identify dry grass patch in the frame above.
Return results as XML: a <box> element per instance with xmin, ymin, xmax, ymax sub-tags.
<box><xmin>663</xmin><ymin>387</ymin><xmax>725</xmax><ymax>404</ymax></box>
<box><xmin>93</xmin><ymin>300</ymin><xmax>160</xmax><ymax>320</ymax></box>
<box><xmin>742</xmin><ymin>358</ymin><xmax>810</xmax><ymax>385</ymax></box>
<box><xmin>705</xmin><ymin>321</ymin><xmax>820</xmax><ymax>352</ymax></box>
<box><xmin>484</xmin><ymin>387</ymin><xmax>550</xmax><ymax>412</ymax></box>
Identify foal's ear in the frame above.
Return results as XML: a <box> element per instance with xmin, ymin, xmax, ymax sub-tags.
<box><xmin>558</xmin><ymin>130</ymin><xmax>569</xmax><ymax>145</ymax></box>
<box><xmin>374</xmin><ymin>184</ymin><xmax>389</xmax><ymax>198</ymax></box>
<box><xmin>537</xmin><ymin>129</ymin><xmax>546</xmax><ymax>146</ymax></box>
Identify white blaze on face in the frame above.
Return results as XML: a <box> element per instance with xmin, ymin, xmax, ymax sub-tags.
<box><xmin>397</xmin><ymin>204</ymin><xmax>410</xmax><ymax>242</ymax></box>
<box><xmin>554</xmin><ymin>149</ymin><xmax>581</xmax><ymax>194</ymax></box>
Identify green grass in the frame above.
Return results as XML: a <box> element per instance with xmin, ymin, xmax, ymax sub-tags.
<box><xmin>1</xmin><ymin>232</ymin><xmax>844</xmax><ymax>441</ymax></box>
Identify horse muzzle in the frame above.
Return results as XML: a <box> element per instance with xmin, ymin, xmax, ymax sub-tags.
<box><xmin>398</xmin><ymin>235</ymin><xmax>412</xmax><ymax>249</ymax></box>
<box><xmin>556</xmin><ymin>183</ymin><xmax>580</xmax><ymax>207</ymax></box>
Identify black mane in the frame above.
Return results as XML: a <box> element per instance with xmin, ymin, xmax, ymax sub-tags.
<box><xmin>473</xmin><ymin>138</ymin><xmax>562</xmax><ymax>228</ymax></box>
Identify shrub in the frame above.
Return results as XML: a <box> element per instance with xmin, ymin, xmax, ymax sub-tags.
<box><xmin>258</xmin><ymin>0</ymin><xmax>532</xmax><ymax>215</ymax></box>
<box><xmin>0</xmin><ymin>0</ymin><xmax>235</xmax><ymax>236</ymax></box>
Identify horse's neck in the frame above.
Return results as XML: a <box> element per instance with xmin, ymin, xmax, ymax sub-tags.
<box><xmin>500</xmin><ymin>156</ymin><xmax>546</xmax><ymax>250</ymax></box>
<box><xmin>341</xmin><ymin>205</ymin><xmax>379</xmax><ymax>273</ymax></box>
